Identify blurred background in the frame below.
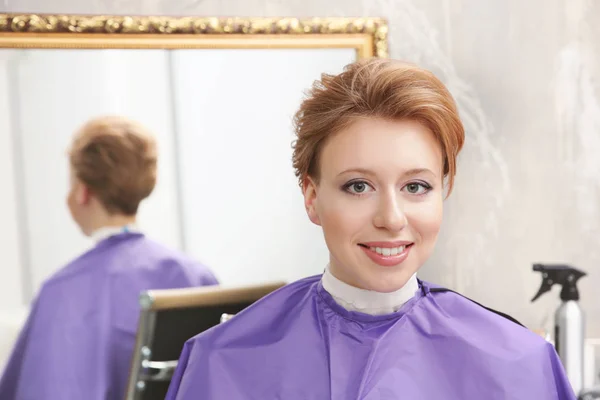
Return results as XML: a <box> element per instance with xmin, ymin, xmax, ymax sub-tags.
<box><xmin>1</xmin><ymin>0</ymin><xmax>600</xmax><ymax>384</ymax></box>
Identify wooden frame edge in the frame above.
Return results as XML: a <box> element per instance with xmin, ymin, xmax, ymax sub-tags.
<box><xmin>0</xmin><ymin>15</ymin><xmax>388</xmax><ymax>58</ymax></box>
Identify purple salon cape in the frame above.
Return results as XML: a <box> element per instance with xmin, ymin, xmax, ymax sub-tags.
<box><xmin>166</xmin><ymin>274</ymin><xmax>577</xmax><ymax>400</ymax></box>
<box><xmin>0</xmin><ymin>232</ymin><xmax>218</xmax><ymax>400</ymax></box>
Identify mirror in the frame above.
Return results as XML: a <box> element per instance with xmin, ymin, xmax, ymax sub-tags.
<box><xmin>0</xmin><ymin>15</ymin><xmax>388</xmax><ymax>309</ymax></box>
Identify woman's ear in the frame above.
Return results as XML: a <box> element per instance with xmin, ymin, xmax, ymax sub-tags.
<box><xmin>76</xmin><ymin>183</ymin><xmax>92</xmax><ymax>206</ymax></box>
<box><xmin>302</xmin><ymin>177</ymin><xmax>321</xmax><ymax>226</ymax></box>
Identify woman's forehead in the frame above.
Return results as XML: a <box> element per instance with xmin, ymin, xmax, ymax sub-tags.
<box><xmin>319</xmin><ymin>118</ymin><xmax>443</xmax><ymax>178</ymax></box>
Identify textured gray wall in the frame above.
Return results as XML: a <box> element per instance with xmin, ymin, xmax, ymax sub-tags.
<box><xmin>4</xmin><ymin>0</ymin><xmax>600</xmax><ymax>337</ymax></box>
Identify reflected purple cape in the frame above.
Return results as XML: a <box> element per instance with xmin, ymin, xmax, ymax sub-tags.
<box><xmin>0</xmin><ymin>232</ymin><xmax>218</xmax><ymax>400</ymax></box>
<box><xmin>166</xmin><ymin>274</ymin><xmax>576</xmax><ymax>399</ymax></box>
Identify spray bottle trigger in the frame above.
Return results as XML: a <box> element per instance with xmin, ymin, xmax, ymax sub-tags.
<box><xmin>531</xmin><ymin>281</ymin><xmax>553</xmax><ymax>302</ymax></box>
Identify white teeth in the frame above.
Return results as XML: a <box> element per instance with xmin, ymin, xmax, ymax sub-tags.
<box><xmin>370</xmin><ymin>246</ymin><xmax>406</xmax><ymax>256</ymax></box>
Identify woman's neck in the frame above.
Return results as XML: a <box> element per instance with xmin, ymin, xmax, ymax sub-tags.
<box><xmin>321</xmin><ymin>266</ymin><xmax>418</xmax><ymax>315</ymax></box>
<box><xmin>89</xmin><ymin>221</ymin><xmax>139</xmax><ymax>243</ymax></box>
<box><xmin>84</xmin><ymin>211</ymin><xmax>136</xmax><ymax>236</ymax></box>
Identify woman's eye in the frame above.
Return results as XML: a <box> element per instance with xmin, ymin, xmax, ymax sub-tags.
<box><xmin>344</xmin><ymin>181</ymin><xmax>373</xmax><ymax>194</ymax></box>
<box><xmin>351</xmin><ymin>182</ymin><xmax>367</xmax><ymax>193</ymax></box>
<box><xmin>404</xmin><ymin>182</ymin><xmax>430</xmax><ymax>195</ymax></box>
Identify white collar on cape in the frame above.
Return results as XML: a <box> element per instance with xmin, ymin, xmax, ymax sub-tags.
<box><xmin>321</xmin><ymin>265</ymin><xmax>419</xmax><ymax>316</ymax></box>
<box><xmin>89</xmin><ymin>224</ymin><xmax>140</xmax><ymax>244</ymax></box>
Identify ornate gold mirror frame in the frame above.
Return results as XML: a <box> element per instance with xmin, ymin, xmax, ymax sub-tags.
<box><xmin>0</xmin><ymin>15</ymin><xmax>388</xmax><ymax>58</ymax></box>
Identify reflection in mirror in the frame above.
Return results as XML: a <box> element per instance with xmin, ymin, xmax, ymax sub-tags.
<box><xmin>2</xmin><ymin>47</ymin><xmax>356</xmax><ymax>296</ymax></box>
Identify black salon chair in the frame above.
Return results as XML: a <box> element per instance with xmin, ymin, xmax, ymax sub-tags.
<box><xmin>123</xmin><ymin>281</ymin><xmax>286</xmax><ymax>400</ymax></box>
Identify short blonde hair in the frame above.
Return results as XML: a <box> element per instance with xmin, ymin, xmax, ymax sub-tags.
<box><xmin>292</xmin><ymin>58</ymin><xmax>465</xmax><ymax>195</ymax></box>
<box><xmin>69</xmin><ymin>115</ymin><xmax>157</xmax><ymax>215</ymax></box>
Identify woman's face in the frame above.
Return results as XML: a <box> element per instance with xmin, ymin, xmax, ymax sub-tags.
<box><xmin>303</xmin><ymin>118</ymin><xmax>444</xmax><ymax>293</ymax></box>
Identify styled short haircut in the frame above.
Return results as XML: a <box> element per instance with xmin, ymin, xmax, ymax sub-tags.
<box><xmin>292</xmin><ymin>58</ymin><xmax>465</xmax><ymax>195</ymax></box>
<box><xmin>69</xmin><ymin>115</ymin><xmax>157</xmax><ymax>215</ymax></box>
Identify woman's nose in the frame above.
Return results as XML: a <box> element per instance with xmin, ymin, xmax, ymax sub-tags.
<box><xmin>372</xmin><ymin>193</ymin><xmax>407</xmax><ymax>232</ymax></box>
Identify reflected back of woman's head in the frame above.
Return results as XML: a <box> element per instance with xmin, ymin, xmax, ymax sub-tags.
<box><xmin>68</xmin><ymin>115</ymin><xmax>157</xmax><ymax>216</ymax></box>
<box><xmin>292</xmin><ymin>57</ymin><xmax>465</xmax><ymax>196</ymax></box>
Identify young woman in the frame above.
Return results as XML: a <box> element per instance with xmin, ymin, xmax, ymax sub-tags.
<box><xmin>166</xmin><ymin>59</ymin><xmax>576</xmax><ymax>399</ymax></box>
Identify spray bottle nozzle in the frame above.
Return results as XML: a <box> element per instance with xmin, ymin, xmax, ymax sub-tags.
<box><xmin>531</xmin><ymin>264</ymin><xmax>586</xmax><ymax>302</ymax></box>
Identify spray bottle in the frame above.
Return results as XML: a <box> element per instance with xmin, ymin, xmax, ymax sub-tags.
<box><xmin>532</xmin><ymin>263</ymin><xmax>587</xmax><ymax>395</ymax></box>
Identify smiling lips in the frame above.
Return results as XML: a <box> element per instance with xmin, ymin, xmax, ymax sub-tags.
<box><xmin>358</xmin><ymin>241</ymin><xmax>414</xmax><ymax>267</ymax></box>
